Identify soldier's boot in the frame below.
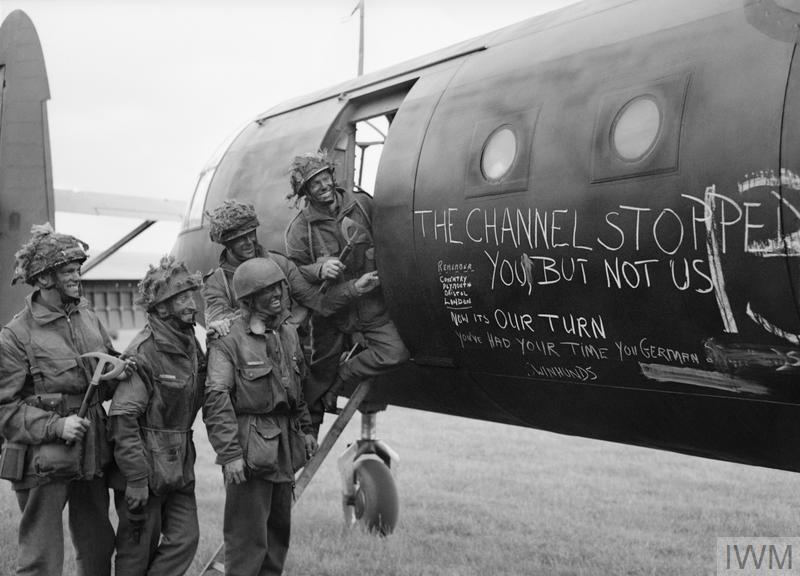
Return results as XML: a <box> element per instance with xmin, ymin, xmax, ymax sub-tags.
<box><xmin>322</xmin><ymin>376</ymin><xmax>344</xmax><ymax>415</ymax></box>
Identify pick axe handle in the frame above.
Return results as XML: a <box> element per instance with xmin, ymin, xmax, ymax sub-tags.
<box><xmin>76</xmin><ymin>382</ymin><xmax>98</xmax><ymax>419</ymax></box>
<box><xmin>319</xmin><ymin>242</ymin><xmax>353</xmax><ymax>294</ymax></box>
<box><xmin>65</xmin><ymin>383</ymin><xmax>96</xmax><ymax>446</ymax></box>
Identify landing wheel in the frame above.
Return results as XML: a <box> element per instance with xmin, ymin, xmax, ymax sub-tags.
<box><xmin>347</xmin><ymin>458</ymin><xmax>399</xmax><ymax>535</ymax></box>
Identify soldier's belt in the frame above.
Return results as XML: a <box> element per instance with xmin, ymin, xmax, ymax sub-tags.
<box><xmin>236</xmin><ymin>407</ymin><xmax>294</xmax><ymax>416</ymax></box>
<box><xmin>23</xmin><ymin>392</ymin><xmax>98</xmax><ymax>416</ymax></box>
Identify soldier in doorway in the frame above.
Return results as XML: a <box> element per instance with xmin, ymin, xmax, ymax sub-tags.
<box><xmin>109</xmin><ymin>256</ymin><xmax>205</xmax><ymax>576</ymax></box>
<box><xmin>285</xmin><ymin>151</ymin><xmax>409</xmax><ymax>434</ymax></box>
<box><xmin>0</xmin><ymin>223</ymin><xmax>119</xmax><ymax>576</ymax></box>
<box><xmin>204</xmin><ymin>257</ymin><xmax>316</xmax><ymax>576</ymax></box>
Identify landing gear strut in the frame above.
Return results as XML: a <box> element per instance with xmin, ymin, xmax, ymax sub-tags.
<box><xmin>338</xmin><ymin>411</ymin><xmax>399</xmax><ymax>535</ymax></box>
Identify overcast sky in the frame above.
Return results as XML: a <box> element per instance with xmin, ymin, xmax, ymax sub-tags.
<box><xmin>0</xmin><ymin>0</ymin><xmax>580</xmax><ymax>260</ymax></box>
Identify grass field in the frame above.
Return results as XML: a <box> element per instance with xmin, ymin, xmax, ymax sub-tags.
<box><xmin>0</xmin><ymin>406</ymin><xmax>797</xmax><ymax>575</ymax></box>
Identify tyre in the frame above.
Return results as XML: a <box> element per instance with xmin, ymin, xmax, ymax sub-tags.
<box><xmin>353</xmin><ymin>458</ymin><xmax>399</xmax><ymax>535</ymax></box>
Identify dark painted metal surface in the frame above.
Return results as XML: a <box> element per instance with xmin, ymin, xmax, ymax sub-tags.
<box><xmin>174</xmin><ymin>0</ymin><xmax>800</xmax><ymax>471</ymax></box>
<box><xmin>0</xmin><ymin>11</ymin><xmax>53</xmax><ymax>324</ymax></box>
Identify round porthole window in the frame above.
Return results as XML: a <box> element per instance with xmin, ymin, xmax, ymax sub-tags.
<box><xmin>611</xmin><ymin>96</ymin><xmax>661</xmax><ymax>162</ymax></box>
<box><xmin>481</xmin><ymin>126</ymin><xmax>517</xmax><ymax>181</ymax></box>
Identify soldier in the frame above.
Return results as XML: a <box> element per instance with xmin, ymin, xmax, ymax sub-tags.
<box><xmin>204</xmin><ymin>257</ymin><xmax>316</xmax><ymax>576</ymax></box>
<box><xmin>203</xmin><ymin>199</ymin><xmax>379</xmax><ymax>339</ymax></box>
<box><xmin>285</xmin><ymin>151</ymin><xmax>409</xmax><ymax>429</ymax></box>
<box><xmin>109</xmin><ymin>256</ymin><xmax>205</xmax><ymax>576</ymax></box>
<box><xmin>0</xmin><ymin>223</ymin><xmax>118</xmax><ymax>576</ymax></box>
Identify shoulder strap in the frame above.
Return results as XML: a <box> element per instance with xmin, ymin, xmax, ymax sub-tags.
<box><xmin>6</xmin><ymin>321</ymin><xmax>45</xmax><ymax>391</ymax></box>
<box><xmin>220</xmin><ymin>269</ymin><xmax>234</xmax><ymax>305</ymax></box>
<box><xmin>352</xmin><ymin>195</ymin><xmax>372</xmax><ymax>228</ymax></box>
<box><xmin>284</xmin><ymin>211</ymin><xmax>311</xmax><ymax>261</ymax></box>
<box><xmin>310</xmin><ymin>222</ymin><xmax>330</xmax><ymax>258</ymax></box>
<box><xmin>129</xmin><ymin>331</ymin><xmax>165</xmax><ymax>395</ymax></box>
<box><xmin>22</xmin><ymin>342</ymin><xmax>45</xmax><ymax>391</ymax></box>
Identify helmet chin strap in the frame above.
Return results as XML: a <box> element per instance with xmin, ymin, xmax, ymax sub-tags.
<box><xmin>243</xmin><ymin>296</ymin><xmax>281</xmax><ymax>333</ymax></box>
<box><xmin>39</xmin><ymin>275</ymin><xmax>80</xmax><ymax>305</ymax></box>
<box><xmin>248</xmin><ymin>316</ymin><xmax>267</xmax><ymax>335</ymax></box>
<box><xmin>158</xmin><ymin>307</ymin><xmax>196</xmax><ymax>332</ymax></box>
<box><xmin>56</xmin><ymin>282</ymin><xmax>80</xmax><ymax>300</ymax></box>
<box><xmin>59</xmin><ymin>293</ymin><xmax>81</xmax><ymax>306</ymax></box>
<box><xmin>171</xmin><ymin>312</ymin><xmax>196</xmax><ymax>331</ymax></box>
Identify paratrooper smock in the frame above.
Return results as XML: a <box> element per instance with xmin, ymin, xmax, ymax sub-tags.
<box><xmin>109</xmin><ymin>315</ymin><xmax>206</xmax><ymax>576</ymax></box>
<box><xmin>202</xmin><ymin>246</ymin><xmax>362</xmax><ymax>328</ymax></box>
<box><xmin>0</xmin><ymin>291</ymin><xmax>117</xmax><ymax>576</ymax></box>
<box><xmin>204</xmin><ymin>310</ymin><xmax>313</xmax><ymax>576</ymax></box>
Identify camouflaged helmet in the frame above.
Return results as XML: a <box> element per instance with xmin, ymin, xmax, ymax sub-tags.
<box><xmin>137</xmin><ymin>255</ymin><xmax>201</xmax><ymax>311</ymax></box>
<box><xmin>206</xmin><ymin>200</ymin><xmax>260</xmax><ymax>245</ymax></box>
<box><xmin>288</xmin><ymin>150</ymin><xmax>335</xmax><ymax>198</ymax></box>
<box><xmin>232</xmin><ymin>257</ymin><xmax>286</xmax><ymax>301</ymax></box>
<box><xmin>12</xmin><ymin>223</ymin><xmax>89</xmax><ymax>286</ymax></box>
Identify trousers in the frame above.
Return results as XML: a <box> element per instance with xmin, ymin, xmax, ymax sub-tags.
<box><xmin>306</xmin><ymin>317</ymin><xmax>409</xmax><ymax>427</ymax></box>
<box><xmin>223</xmin><ymin>479</ymin><xmax>292</xmax><ymax>576</ymax></box>
<box><xmin>14</xmin><ymin>478</ymin><xmax>114</xmax><ymax>576</ymax></box>
<box><xmin>113</xmin><ymin>488</ymin><xmax>199</xmax><ymax>576</ymax></box>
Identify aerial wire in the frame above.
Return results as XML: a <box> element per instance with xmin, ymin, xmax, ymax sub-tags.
<box><xmin>350</xmin><ymin>0</ymin><xmax>365</xmax><ymax>76</ymax></box>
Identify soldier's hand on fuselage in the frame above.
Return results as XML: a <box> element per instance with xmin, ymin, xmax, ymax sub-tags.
<box><xmin>320</xmin><ymin>258</ymin><xmax>345</xmax><ymax>280</ymax></box>
<box><xmin>59</xmin><ymin>415</ymin><xmax>90</xmax><ymax>443</ymax></box>
<box><xmin>354</xmin><ymin>271</ymin><xmax>380</xmax><ymax>294</ymax></box>
<box><xmin>125</xmin><ymin>484</ymin><xmax>149</xmax><ymax>511</ymax></box>
<box><xmin>208</xmin><ymin>318</ymin><xmax>232</xmax><ymax>337</ymax></box>
<box><xmin>304</xmin><ymin>433</ymin><xmax>318</xmax><ymax>458</ymax></box>
<box><xmin>223</xmin><ymin>458</ymin><xmax>246</xmax><ymax>485</ymax></box>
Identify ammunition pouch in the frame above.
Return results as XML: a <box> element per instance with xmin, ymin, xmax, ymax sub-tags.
<box><xmin>289</xmin><ymin>419</ymin><xmax>307</xmax><ymax>473</ymax></box>
<box><xmin>23</xmin><ymin>392</ymin><xmax>86</xmax><ymax>416</ymax></box>
<box><xmin>22</xmin><ymin>393</ymin><xmax>90</xmax><ymax>480</ymax></box>
<box><xmin>32</xmin><ymin>442</ymin><xmax>82</xmax><ymax>479</ymax></box>
<box><xmin>0</xmin><ymin>442</ymin><xmax>27</xmax><ymax>482</ymax></box>
<box><xmin>245</xmin><ymin>420</ymin><xmax>281</xmax><ymax>476</ymax></box>
<box><xmin>143</xmin><ymin>428</ymin><xmax>193</xmax><ymax>495</ymax></box>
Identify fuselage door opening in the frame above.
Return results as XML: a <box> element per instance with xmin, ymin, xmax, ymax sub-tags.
<box><xmin>320</xmin><ymin>82</ymin><xmax>412</xmax><ymax>199</ymax></box>
<box><xmin>353</xmin><ymin>114</ymin><xmax>390</xmax><ymax>196</ymax></box>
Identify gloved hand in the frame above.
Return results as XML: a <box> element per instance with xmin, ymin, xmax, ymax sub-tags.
<box><xmin>304</xmin><ymin>433</ymin><xmax>318</xmax><ymax>458</ymax></box>
<box><xmin>125</xmin><ymin>484</ymin><xmax>149</xmax><ymax>511</ymax></box>
<box><xmin>323</xmin><ymin>375</ymin><xmax>345</xmax><ymax>414</ymax></box>
<box><xmin>223</xmin><ymin>458</ymin><xmax>246</xmax><ymax>485</ymax></box>
<box><xmin>322</xmin><ymin>390</ymin><xmax>340</xmax><ymax>414</ymax></box>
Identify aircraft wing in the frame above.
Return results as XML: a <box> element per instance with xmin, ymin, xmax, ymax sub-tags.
<box><xmin>54</xmin><ymin>188</ymin><xmax>185</xmax><ymax>221</ymax></box>
<box><xmin>52</xmin><ymin>189</ymin><xmax>187</xmax><ymax>275</ymax></box>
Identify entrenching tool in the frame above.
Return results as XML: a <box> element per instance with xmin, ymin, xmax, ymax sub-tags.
<box><xmin>77</xmin><ymin>352</ymin><xmax>127</xmax><ymax>418</ymax></box>
<box><xmin>64</xmin><ymin>352</ymin><xmax>126</xmax><ymax>446</ymax></box>
<box><xmin>319</xmin><ymin>216</ymin><xmax>370</xmax><ymax>293</ymax></box>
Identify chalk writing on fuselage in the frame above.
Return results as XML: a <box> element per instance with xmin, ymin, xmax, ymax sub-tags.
<box><xmin>415</xmin><ymin>177</ymin><xmax>800</xmax><ymax>298</ymax></box>
<box><xmin>450</xmin><ymin>309</ymin><xmax>608</xmax><ymax>339</ymax></box>
<box><xmin>416</xmin><ymin>174</ymin><xmax>800</xmax><ymax>256</ymax></box>
<box><xmin>422</xmin><ymin>170</ymin><xmax>800</xmax><ymax>350</ymax></box>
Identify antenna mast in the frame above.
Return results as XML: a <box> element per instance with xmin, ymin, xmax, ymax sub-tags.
<box><xmin>352</xmin><ymin>0</ymin><xmax>365</xmax><ymax>76</ymax></box>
